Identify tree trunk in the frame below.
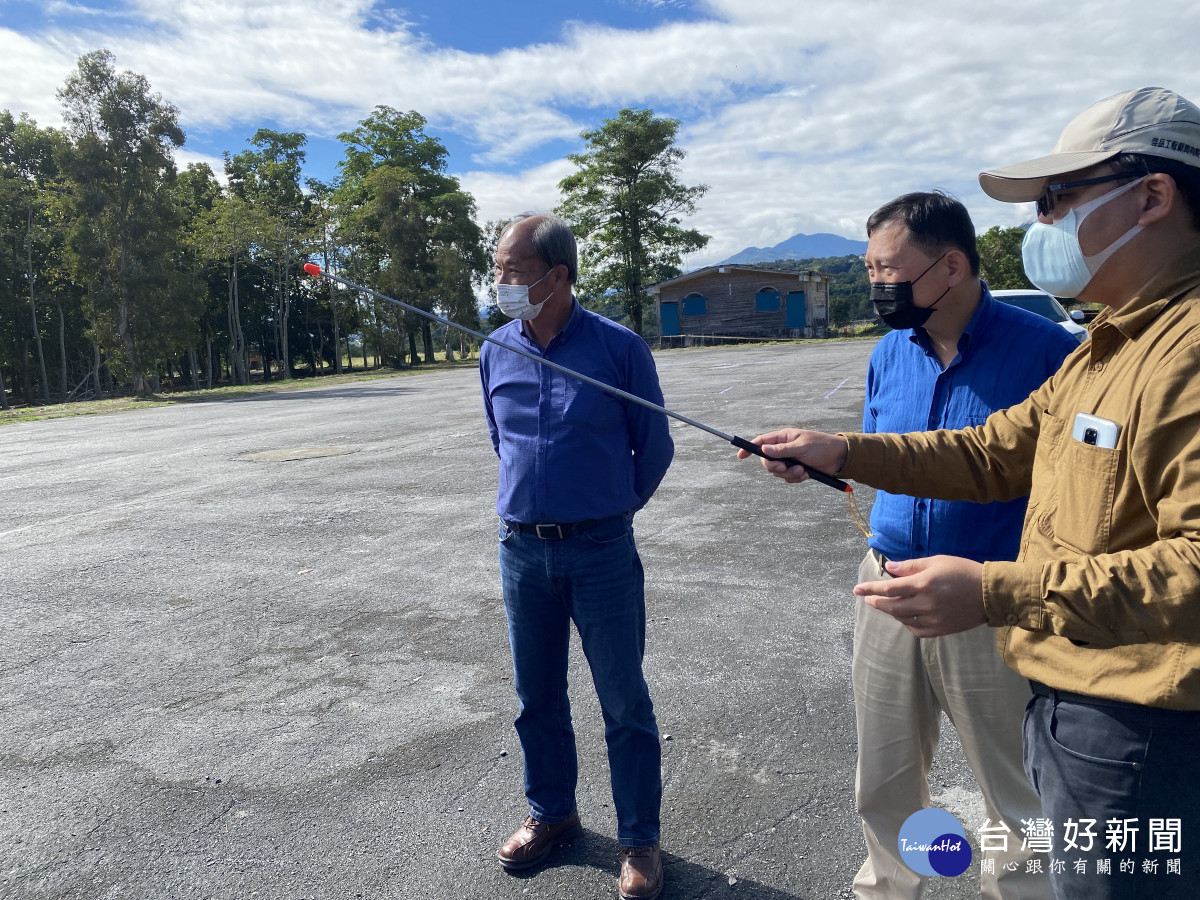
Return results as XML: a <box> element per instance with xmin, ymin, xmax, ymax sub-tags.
<box><xmin>407</xmin><ymin>330</ymin><xmax>418</xmax><ymax>368</ymax></box>
<box><xmin>270</xmin><ymin>306</ymin><xmax>280</xmax><ymax>380</ymax></box>
<box><xmin>55</xmin><ymin>300</ymin><xmax>68</xmax><ymax>398</ymax></box>
<box><xmin>117</xmin><ymin>201</ymin><xmax>148</xmax><ymax>396</ymax></box>
<box><xmin>322</xmin><ymin>226</ymin><xmax>342</xmax><ymax>374</ymax></box>
<box><xmin>390</xmin><ymin>309</ymin><xmax>404</xmax><ymax>368</ymax></box>
<box><xmin>227</xmin><ymin>255</ymin><xmax>248</xmax><ymax>385</ymax></box>
<box><xmin>26</xmin><ymin>209</ymin><xmax>52</xmax><ymax>403</ymax></box>
<box><xmin>117</xmin><ymin>292</ymin><xmax>147</xmax><ymax>394</ymax></box>
<box><xmin>205</xmin><ymin>335</ymin><xmax>214</xmax><ymax>389</ymax></box>
<box><xmin>331</xmin><ymin>289</ymin><xmax>342</xmax><ymax>374</ymax></box>
<box><xmin>377</xmin><ymin>313</ymin><xmax>388</xmax><ymax>368</ymax></box>
<box><xmin>0</xmin><ymin>365</ymin><xmax>9</xmax><ymax>410</ymax></box>
<box><xmin>21</xmin><ymin>339</ymin><xmax>33</xmax><ymax>403</ymax></box>
<box><xmin>91</xmin><ymin>341</ymin><xmax>104</xmax><ymax>398</ymax></box>
<box><xmin>422</xmin><ymin>322</ymin><xmax>435</xmax><ymax>364</ymax></box>
<box><xmin>278</xmin><ymin>262</ymin><xmax>291</xmax><ymax>379</ymax></box>
<box><xmin>189</xmin><ymin>347</ymin><xmax>200</xmax><ymax>390</ymax></box>
<box><xmin>29</xmin><ymin>293</ymin><xmax>50</xmax><ymax>403</ymax></box>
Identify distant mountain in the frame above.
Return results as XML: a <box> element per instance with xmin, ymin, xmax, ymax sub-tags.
<box><xmin>720</xmin><ymin>232</ymin><xmax>867</xmax><ymax>265</ymax></box>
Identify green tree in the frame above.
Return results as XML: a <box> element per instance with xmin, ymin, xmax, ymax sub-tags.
<box><xmin>191</xmin><ymin>195</ymin><xmax>274</xmax><ymax>385</ymax></box>
<box><xmin>173</xmin><ymin>162</ymin><xmax>224</xmax><ymax>388</ymax></box>
<box><xmin>557</xmin><ymin>107</ymin><xmax>710</xmax><ymax>335</ymax></box>
<box><xmin>335</xmin><ymin>107</ymin><xmax>484</xmax><ymax>365</ymax></box>
<box><xmin>306</xmin><ymin>177</ymin><xmax>353</xmax><ymax>374</ymax></box>
<box><xmin>56</xmin><ymin>49</ymin><xmax>185</xmax><ymax>396</ymax></box>
<box><xmin>977</xmin><ymin>225</ymin><xmax>1033</xmax><ymax>290</ymax></box>
<box><xmin>226</xmin><ymin>129</ymin><xmax>311</xmax><ymax>379</ymax></box>
<box><xmin>433</xmin><ymin>244</ymin><xmax>481</xmax><ymax>360</ymax></box>
<box><xmin>0</xmin><ymin>112</ymin><xmax>69</xmax><ymax>404</ymax></box>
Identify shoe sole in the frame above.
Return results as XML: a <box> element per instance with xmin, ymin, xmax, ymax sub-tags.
<box><xmin>619</xmin><ymin>879</ymin><xmax>663</xmax><ymax>900</ymax></box>
<box><xmin>497</xmin><ymin>819</ymin><xmax>583</xmax><ymax>871</ymax></box>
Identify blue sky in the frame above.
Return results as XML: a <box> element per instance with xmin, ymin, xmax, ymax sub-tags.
<box><xmin>3</xmin><ymin>0</ymin><xmax>1199</xmax><ymax>266</ymax></box>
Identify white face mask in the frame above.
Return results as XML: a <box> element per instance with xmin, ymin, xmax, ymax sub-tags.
<box><xmin>496</xmin><ymin>269</ymin><xmax>552</xmax><ymax>321</ymax></box>
<box><xmin>1021</xmin><ymin>176</ymin><xmax>1146</xmax><ymax>298</ymax></box>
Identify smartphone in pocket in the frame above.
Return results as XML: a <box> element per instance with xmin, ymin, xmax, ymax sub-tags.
<box><xmin>1071</xmin><ymin>412</ymin><xmax>1120</xmax><ymax>449</ymax></box>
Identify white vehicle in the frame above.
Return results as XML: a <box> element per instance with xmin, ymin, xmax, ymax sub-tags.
<box><xmin>992</xmin><ymin>288</ymin><xmax>1088</xmax><ymax>343</ymax></box>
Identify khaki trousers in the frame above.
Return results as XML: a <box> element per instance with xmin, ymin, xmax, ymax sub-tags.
<box><xmin>852</xmin><ymin>550</ymin><xmax>1050</xmax><ymax>900</ymax></box>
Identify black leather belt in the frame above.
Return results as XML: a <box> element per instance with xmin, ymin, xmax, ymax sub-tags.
<box><xmin>503</xmin><ymin>515</ymin><xmax>621</xmax><ymax>540</ymax></box>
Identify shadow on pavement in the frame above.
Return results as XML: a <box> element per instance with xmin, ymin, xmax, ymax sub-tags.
<box><xmin>507</xmin><ymin>829</ymin><xmax>808</xmax><ymax>900</ymax></box>
<box><xmin>185</xmin><ymin>383</ymin><xmax>425</xmax><ymax>403</ymax></box>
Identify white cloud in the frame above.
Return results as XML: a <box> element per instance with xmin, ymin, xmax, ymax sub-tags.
<box><xmin>44</xmin><ymin>1</ymin><xmax>113</xmax><ymax>15</ymax></box>
<box><xmin>0</xmin><ymin>28</ymin><xmax>81</xmax><ymax>127</ymax></box>
<box><xmin>458</xmin><ymin>157</ymin><xmax>576</xmax><ymax>229</ymax></box>
<box><xmin>3</xmin><ymin>0</ymin><xmax>1199</xmax><ymax>264</ymax></box>
<box><xmin>173</xmin><ymin>147</ymin><xmax>228</xmax><ymax>182</ymax></box>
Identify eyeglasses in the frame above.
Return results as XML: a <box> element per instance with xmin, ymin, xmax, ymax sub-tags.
<box><xmin>1035</xmin><ymin>170</ymin><xmax>1142</xmax><ymax>217</ymax></box>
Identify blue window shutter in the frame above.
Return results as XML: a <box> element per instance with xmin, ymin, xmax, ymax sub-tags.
<box><xmin>755</xmin><ymin>289</ymin><xmax>781</xmax><ymax>311</ymax></box>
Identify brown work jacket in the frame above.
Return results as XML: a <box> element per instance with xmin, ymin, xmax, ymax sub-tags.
<box><xmin>843</xmin><ymin>240</ymin><xmax>1200</xmax><ymax>709</ymax></box>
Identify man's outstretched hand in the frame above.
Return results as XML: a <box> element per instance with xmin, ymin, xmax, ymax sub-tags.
<box><xmin>737</xmin><ymin>429</ymin><xmax>850</xmax><ymax>484</ymax></box>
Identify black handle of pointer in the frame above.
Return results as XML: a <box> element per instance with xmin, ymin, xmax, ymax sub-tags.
<box><xmin>730</xmin><ymin>435</ymin><xmax>852</xmax><ymax>493</ymax></box>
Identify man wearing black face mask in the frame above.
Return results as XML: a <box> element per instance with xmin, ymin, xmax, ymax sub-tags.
<box><xmin>747</xmin><ymin>88</ymin><xmax>1200</xmax><ymax>900</ymax></box>
<box><xmin>845</xmin><ymin>192</ymin><xmax>1078</xmax><ymax>899</ymax></box>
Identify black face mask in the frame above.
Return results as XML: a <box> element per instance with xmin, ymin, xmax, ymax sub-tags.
<box><xmin>870</xmin><ymin>253</ymin><xmax>949</xmax><ymax>330</ymax></box>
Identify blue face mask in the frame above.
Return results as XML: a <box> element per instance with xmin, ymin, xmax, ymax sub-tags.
<box><xmin>1021</xmin><ymin>176</ymin><xmax>1146</xmax><ymax>298</ymax></box>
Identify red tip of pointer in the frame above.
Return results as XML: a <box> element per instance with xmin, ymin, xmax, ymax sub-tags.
<box><xmin>303</xmin><ymin>263</ymin><xmax>322</xmax><ymax>276</ymax></box>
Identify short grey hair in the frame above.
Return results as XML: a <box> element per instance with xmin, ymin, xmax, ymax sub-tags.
<box><xmin>506</xmin><ymin>213</ymin><xmax>578</xmax><ymax>284</ymax></box>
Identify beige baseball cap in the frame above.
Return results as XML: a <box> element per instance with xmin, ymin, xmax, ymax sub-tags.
<box><xmin>979</xmin><ymin>87</ymin><xmax>1200</xmax><ymax>203</ymax></box>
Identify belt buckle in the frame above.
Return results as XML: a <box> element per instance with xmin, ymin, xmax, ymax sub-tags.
<box><xmin>535</xmin><ymin>523</ymin><xmax>565</xmax><ymax>539</ymax></box>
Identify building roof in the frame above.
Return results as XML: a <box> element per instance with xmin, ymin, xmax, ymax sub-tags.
<box><xmin>647</xmin><ymin>265</ymin><xmax>829</xmax><ymax>295</ymax></box>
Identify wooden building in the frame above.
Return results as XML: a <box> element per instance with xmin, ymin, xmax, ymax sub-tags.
<box><xmin>648</xmin><ymin>265</ymin><xmax>832</xmax><ymax>345</ymax></box>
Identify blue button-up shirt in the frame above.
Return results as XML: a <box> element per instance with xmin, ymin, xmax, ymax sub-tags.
<box><xmin>865</xmin><ymin>285</ymin><xmax>1078</xmax><ymax>563</ymax></box>
<box><xmin>480</xmin><ymin>300</ymin><xmax>674</xmax><ymax>523</ymax></box>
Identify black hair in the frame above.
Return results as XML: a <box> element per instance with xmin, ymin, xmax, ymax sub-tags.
<box><xmin>866</xmin><ymin>191</ymin><xmax>981</xmax><ymax>276</ymax></box>
<box><xmin>1111</xmin><ymin>153</ymin><xmax>1200</xmax><ymax>231</ymax></box>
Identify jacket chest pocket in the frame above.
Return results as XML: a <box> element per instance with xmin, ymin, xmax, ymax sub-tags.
<box><xmin>1046</xmin><ymin>413</ymin><xmax>1120</xmax><ymax>555</ymax></box>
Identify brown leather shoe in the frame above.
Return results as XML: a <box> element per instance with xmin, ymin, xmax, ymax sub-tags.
<box><xmin>497</xmin><ymin>812</ymin><xmax>582</xmax><ymax>870</ymax></box>
<box><xmin>618</xmin><ymin>843</ymin><xmax>663</xmax><ymax>899</ymax></box>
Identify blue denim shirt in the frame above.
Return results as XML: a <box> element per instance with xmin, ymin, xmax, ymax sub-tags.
<box><xmin>480</xmin><ymin>300</ymin><xmax>674</xmax><ymax>523</ymax></box>
<box><xmin>865</xmin><ymin>285</ymin><xmax>1078</xmax><ymax>563</ymax></box>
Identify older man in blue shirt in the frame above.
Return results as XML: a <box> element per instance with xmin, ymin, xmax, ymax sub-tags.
<box><xmin>851</xmin><ymin>193</ymin><xmax>1077</xmax><ymax>899</ymax></box>
<box><xmin>481</xmin><ymin>213</ymin><xmax>673</xmax><ymax>900</ymax></box>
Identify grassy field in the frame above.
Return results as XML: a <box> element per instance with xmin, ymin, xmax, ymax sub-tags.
<box><xmin>2</xmin><ymin>331</ymin><xmax>885</xmax><ymax>427</ymax></box>
<box><xmin>0</xmin><ymin>359</ymin><xmax>483</xmax><ymax>427</ymax></box>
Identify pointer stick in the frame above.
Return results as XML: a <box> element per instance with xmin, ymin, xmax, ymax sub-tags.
<box><xmin>302</xmin><ymin>263</ymin><xmax>852</xmax><ymax>493</ymax></box>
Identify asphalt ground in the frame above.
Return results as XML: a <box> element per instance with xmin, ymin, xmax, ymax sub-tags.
<box><xmin>2</xmin><ymin>340</ymin><xmax>991</xmax><ymax>900</ymax></box>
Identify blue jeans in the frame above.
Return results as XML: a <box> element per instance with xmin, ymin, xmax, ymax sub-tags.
<box><xmin>498</xmin><ymin>515</ymin><xmax>661</xmax><ymax>847</ymax></box>
<box><xmin>1024</xmin><ymin>683</ymin><xmax>1200</xmax><ymax>899</ymax></box>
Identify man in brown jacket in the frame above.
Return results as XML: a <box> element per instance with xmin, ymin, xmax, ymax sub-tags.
<box><xmin>743</xmin><ymin>87</ymin><xmax>1200</xmax><ymax>900</ymax></box>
